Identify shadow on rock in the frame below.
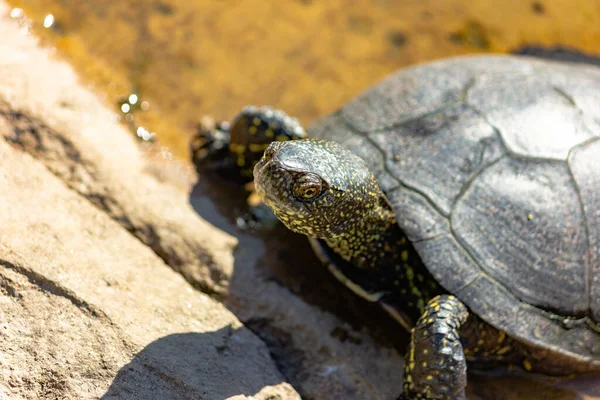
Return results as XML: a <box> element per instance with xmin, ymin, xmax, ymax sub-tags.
<box><xmin>188</xmin><ymin>173</ymin><xmax>600</xmax><ymax>400</ymax></box>
<box><xmin>189</xmin><ymin>176</ymin><xmax>407</xmax><ymax>399</ymax></box>
<box><xmin>189</xmin><ymin>173</ymin><xmax>404</xmax><ymax>343</ymax></box>
<box><xmin>102</xmin><ymin>326</ymin><xmax>289</xmax><ymax>400</ymax></box>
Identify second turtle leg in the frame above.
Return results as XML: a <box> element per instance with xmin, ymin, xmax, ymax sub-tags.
<box><xmin>191</xmin><ymin>106</ymin><xmax>306</xmax><ymax>180</ymax></box>
<box><xmin>401</xmin><ymin>295</ymin><xmax>469</xmax><ymax>400</ymax></box>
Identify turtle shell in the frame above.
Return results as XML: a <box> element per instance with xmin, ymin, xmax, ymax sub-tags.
<box><xmin>310</xmin><ymin>55</ymin><xmax>600</xmax><ymax>366</ymax></box>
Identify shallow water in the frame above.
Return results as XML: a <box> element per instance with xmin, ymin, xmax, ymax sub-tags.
<box><xmin>6</xmin><ymin>0</ymin><xmax>600</xmax><ymax>159</ymax></box>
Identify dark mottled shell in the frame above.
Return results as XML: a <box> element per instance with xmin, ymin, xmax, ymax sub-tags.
<box><xmin>310</xmin><ymin>55</ymin><xmax>600</xmax><ymax>365</ymax></box>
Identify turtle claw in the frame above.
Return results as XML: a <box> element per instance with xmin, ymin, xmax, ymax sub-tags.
<box><xmin>190</xmin><ymin>118</ymin><xmax>232</xmax><ymax>171</ymax></box>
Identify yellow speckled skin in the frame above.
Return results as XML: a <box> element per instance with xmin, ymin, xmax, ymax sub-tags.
<box><xmin>191</xmin><ymin>106</ymin><xmax>306</xmax><ymax>180</ymax></box>
<box><xmin>254</xmin><ymin>140</ymin><xmax>440</xmax><ymax>311</ymax></box>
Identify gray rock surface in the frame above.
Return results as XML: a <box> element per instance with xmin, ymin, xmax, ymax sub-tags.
<box><xmin>0</xmin><ymin>99</ymin><xmax>298</xmax><ymax>400</ymax></box>
<box><xmin>0</xmin><ymin>129</ymin><xmax>298</xmax><ymax>399</ymax></box>
<box><xmin>0</xmin><ymin>5</ymin><xmax>295</xmax><ymax>399</ymax></box>
<box><xmin>0</xmin><ymin>7</ymin><xmax>235</xmax><ymax>298</ymax></box>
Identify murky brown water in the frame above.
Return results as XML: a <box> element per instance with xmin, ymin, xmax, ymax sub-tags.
<box><xmin>6</xmin><ymin>0</ymin><xmax>600</xmax><ymax>398</ymax></box>
<box><xmin>6</xmin><ymin>0</ymin><xmax>600</xmax><ymax>159</ymax></box>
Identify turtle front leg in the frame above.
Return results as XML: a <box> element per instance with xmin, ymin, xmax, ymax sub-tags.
<box><xmin>190</xmin><ymin>106</ymin><xmax>306</xmax><ymax>229</ymax></box>
<box><xmin>191</xmin><ymin>106</ymin><xmax>306</xmax><ymax>180</ymax></box>
<box><xmin>401</xmin><ymin>295</ymin><xmax>469</xmax><ymax>400</ymax></box>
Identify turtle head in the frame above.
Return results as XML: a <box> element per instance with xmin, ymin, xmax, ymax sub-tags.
<box><xmin>253</xmin><ymin>139</ymin><xmax>386</xmax><ymax>239</ymax></box>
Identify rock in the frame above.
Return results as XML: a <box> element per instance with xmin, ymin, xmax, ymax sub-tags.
<box><xmin>0</xmin><ymin>5</ymin><xmax>297</xmax><ymax>399</ymax></box>
<box><xmin>0</xmin><ymin>118</ymin><xmax>298</xmax><ymax>399</ymax></box>
<box><xmin>0</xmin><ymin>137</ymin><xmax>297</xmax><ymax>399</ymax></box>
<box><xmin>0</xmin><ymin>5</ymin><xmax>235</xmax><ymax>298</ymax></box>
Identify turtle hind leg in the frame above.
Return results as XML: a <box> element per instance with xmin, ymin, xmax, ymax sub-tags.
<box><xmin>401</xmin><ymin>295</ymin><xmax>469</xmax><ymax>400</ymax></box>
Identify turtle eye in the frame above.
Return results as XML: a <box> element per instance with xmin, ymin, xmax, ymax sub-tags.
<box><xmin>292</xmin><ymin>173</ymin><xmax>323</xmax><ymax>200</ymax></box>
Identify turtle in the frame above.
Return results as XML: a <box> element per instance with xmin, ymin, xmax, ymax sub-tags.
<box><xmin>191</xmin><ymin>55</ymin><xmax>600</xmax><ymax>399</ymax></box>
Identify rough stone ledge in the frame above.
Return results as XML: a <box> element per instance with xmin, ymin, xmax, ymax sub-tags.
<box><xmin>0</xmin><ymin>132</ymin><xmax>298</xmax><ymax>399</ymax></box>
<box><xmin>0</xmin><ymin>2</ymin><xmax>301</xmax><ymax>397</ymax></box>
<box><xmin>0</xmin><ymin>9</ymin><xmax>235</xmax><ymax>297</ymax></box>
